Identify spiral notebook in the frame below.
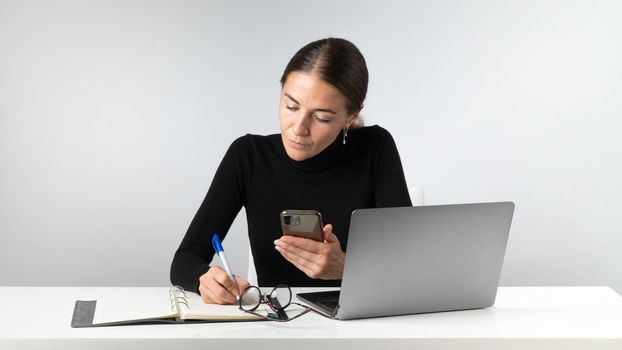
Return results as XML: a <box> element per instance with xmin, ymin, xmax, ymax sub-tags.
<box><xmin>71</xmin><ymin>287</ymin><xmax>263</xmax><ymax>327</ymax></box>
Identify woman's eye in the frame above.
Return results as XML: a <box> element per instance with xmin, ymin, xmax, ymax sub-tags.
<box><xmin>285</xmin><ymin>106</ymin><xmax>298</xmax><ymax>111</ymax></box>
<box><xmin>314</xmin><ymin>116</ymin><xmax>330</xmax><ymax>123</ymax></box>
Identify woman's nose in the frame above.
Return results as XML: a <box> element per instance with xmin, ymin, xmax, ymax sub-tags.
<box><xmin>292</xmin><ymin>113</ymin><xmax>310</xmax><ymax>136</ymax></box>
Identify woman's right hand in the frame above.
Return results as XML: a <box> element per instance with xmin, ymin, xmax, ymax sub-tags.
<box><xmin>198</xmin><ymin>265</ymin><xmax>251</xmax><ymax>304</ymax></box>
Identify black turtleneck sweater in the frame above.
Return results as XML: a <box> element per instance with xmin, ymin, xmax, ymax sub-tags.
<box><xmin>170</xmin><ymin>125</ymin><xmax>412</xmax><ymax>292</ymax></box>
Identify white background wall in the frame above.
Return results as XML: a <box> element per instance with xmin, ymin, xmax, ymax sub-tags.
<box><xmin>1</xmin><ymin>0</ymin><xmax>620</xmax><ymax>293</ymax></box>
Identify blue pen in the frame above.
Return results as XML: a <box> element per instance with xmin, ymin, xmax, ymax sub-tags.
<box><xmin>211</xmin><ymin>233</ymin><xmax>240</xmax><ymax>301</ymax></box>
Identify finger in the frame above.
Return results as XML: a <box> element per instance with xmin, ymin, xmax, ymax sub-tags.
<box><xmin>323</xmin><ymin>224</ymin><xmax>338</xmax><ymax>242</ymax></box>
<box><xmin>277</xmin><ymin>235</ymin><xmax>324</xmax><ymax>254</ymax></box>
<box><xmin>199</xmin><ymin>283</ymin><xmax>219</xmax><ymax>304</ymax></box>
<box><xmin>275</xmin><ymin>244</ymin><xmax>324</xmax><ymax>278</ymax></box>
<box><xmin>234</xmin><ymin>275</ymin><xmax>251</xmax><ymax>295</ymax></box>
<box><xmin>199</xmin><ymin>271</ymin><xmax>216</xmax><ymax>303</ymax></box>
<box><xmin>206</xmin><ymin>276</ymin><xmax>237</xmax><ymax>304</ymax></box>
<box><xmin>295</xmin><ymin>263</ymin><xmax>319</xmax><ymax>279</ymax></box>
<box><xmin>213</xmin><ymin>268</ymin><xmax>240</xmax><ymax>296</ymax></box>
<box><xmin>274</xmin><ymin>238</ymin><xmax>322</xmax><ymax>261</ymax></box>
<box><xmin>208</xmin><ymin>266</ymin><xmax>238</xmax><ymax>303</ymax></box>
<box><xmin>274</xmin><ymin>243</ymin><xmax>319</xmax><ymax>271</ymax></box>
<box><xmin>275</xmin><ymin>243</ymin><xmax>312</xmax><ymax>269</ymax></box>
<box><xmin>199</xmin><ymin>284</ymin><xmax>214</xmax><ymax>304</ymax></box>
<box><xmin>199</xmin><ymin>272</ymin><xmax>226</xmax><ymax>304</ymax></box>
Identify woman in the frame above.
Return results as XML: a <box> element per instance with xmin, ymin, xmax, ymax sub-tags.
<box><xmin>170</xmin><ymin>38</ymin><xmax>411</xmax><ymax>304</ymax></box>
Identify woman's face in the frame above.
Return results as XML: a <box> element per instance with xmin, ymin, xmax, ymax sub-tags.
<box><xmin>279</xmin><ymin>71</ymin><xmax>356</xmax><ymax>161</ymax></box>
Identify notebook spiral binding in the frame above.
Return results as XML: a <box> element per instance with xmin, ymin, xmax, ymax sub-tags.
<box><xmin>169</xmin><ymin>286</ymin><xmax>189</xmax><ymax>322</ymax></box>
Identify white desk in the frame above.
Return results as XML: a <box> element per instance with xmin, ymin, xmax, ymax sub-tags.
<box><xmin>1</xmin><ymin>286</ymin><xmax>620</xmax><ymax>349</ymax></box>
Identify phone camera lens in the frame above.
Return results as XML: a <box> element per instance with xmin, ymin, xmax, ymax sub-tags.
<box><xmin>291</xmin><ymin>216</ymin><xmax>301</xmax><ymax>226</ymax></box>
<box><xmin>283</xmin><ymin>215</ymin><xmax>301</xmax><ymax>226</ymax></box>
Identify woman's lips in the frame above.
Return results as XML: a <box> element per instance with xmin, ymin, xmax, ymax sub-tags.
<box><xmin>288</xmin><ymin>139</ymin><xmax>310</xmax><ymax>149</ymax></box>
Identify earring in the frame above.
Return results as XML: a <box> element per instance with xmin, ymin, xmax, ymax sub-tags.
<box><xmin>342</xmin><ymin>127</ymin><xmax>349</xmax><ymax>145</ymax></box>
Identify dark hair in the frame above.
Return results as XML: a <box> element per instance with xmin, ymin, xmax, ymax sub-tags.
<box><xmin>280</xmin><ymin>38</ymin><xmax>368</xmax><ymax>116</ymax></box>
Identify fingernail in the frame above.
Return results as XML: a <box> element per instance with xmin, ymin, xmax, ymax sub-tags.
<box><xmin>273</xmin><ymin>239</ymin><xmax>280</xmax><ymax>245</ymax></box>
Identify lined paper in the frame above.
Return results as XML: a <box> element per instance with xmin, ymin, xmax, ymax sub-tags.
<box><xmin>93</xmin><ymin>294</ymin><xmax>175</xmax><ymax>325</ymax></box>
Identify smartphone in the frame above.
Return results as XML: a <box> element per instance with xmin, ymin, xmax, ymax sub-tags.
<box><xmin>280</xmin><ymin>210</ymin><xmax>324</xmax><ymax>242</ymax></box>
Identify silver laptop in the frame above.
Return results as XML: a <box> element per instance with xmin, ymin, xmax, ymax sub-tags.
<box><xmin>297</xmin><ymin>202</ymin><xmax>515</xmax><ymax>320</ymax></box>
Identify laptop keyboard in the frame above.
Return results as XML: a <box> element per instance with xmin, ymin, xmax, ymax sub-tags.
<box><xmin>317</xmin><ymin>298</ymin><xmax>339</xmax><ymax>310</ymax></box>
<box><xmin>297</xmin><ymin>290</ymin><xmax>340</xmax><ymax>313</ymax></box>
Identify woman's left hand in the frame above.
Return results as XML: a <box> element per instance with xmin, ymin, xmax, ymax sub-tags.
<box><xmin>274</xmin><ymin>224</ymin><xmax>345</xmax><ymax>280</ymax></box>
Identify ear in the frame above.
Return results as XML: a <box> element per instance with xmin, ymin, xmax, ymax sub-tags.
<box><xmin>345</xmin><ymin>111</ymin><xmax>360</xmax><ymax>129</ymax></box>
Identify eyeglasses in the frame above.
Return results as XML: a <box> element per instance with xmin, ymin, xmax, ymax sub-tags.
<box><xmin>238</xmin><ymin>284</ymin><xmax>331</xmax><ymax>322</ymax></box>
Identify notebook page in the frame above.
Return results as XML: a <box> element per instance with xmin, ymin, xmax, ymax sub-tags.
<box><xmin>93</xmin><ymin>293</ymin><xmax>176</xmax><ymax>325</ymax></box>
<box><xmin>182</xmin><ymin>292</ymin><xmax>261</xmax><ymax>320</ymax></box>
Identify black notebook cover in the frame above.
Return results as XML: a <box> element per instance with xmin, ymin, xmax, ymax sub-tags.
<box><xmin>70</xmin><ymin>300</ymin><xmax>268</xmax><ymax>327</ymax></box>
<box><xmin>71</xmin><ymin>300</ymin><xmax>179</xmax><ymax>328</ymax></box>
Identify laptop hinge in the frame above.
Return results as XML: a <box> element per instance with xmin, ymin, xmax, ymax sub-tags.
<box><xmin>330</xmin><ymin>304</ymin><xmax>340</xmax><ymax>319</ymax></box>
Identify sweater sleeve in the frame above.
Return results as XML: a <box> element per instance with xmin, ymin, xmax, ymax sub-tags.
<box><xmin>371</xmin><ymin>127</ymin><xmax>413</xmax><ymax>207</ymax></box>
<box><xmin>170</xmin><ymin>135</ymin><xmax>253</xmax><ymax>293</ymax></box>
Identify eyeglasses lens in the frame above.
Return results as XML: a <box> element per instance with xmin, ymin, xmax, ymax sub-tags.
<box><xmin>270</xmin><ymin>285</ymin><xmax>292</xmax><ymax>310</ymax></box>
<box><xmin>240</xmin><ymin>286</ymin><xmax>261</xmax><ymax>311</ymax></box>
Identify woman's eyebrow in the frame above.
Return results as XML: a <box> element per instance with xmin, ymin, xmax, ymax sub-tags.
<box><xmin>283</xmin><ymin>93</ymin><xmax>300</xmax><ymax>105</ymax></box>
<box><xmin>283</xmin><ymin>93</ymin><xmax>338</xmax><ymax>114</ymax></box>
